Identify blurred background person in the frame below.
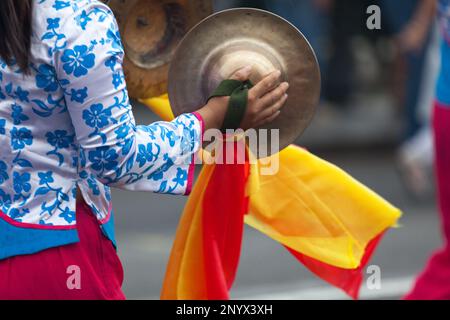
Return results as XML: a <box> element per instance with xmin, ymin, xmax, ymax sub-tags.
<box><xmin>263</xmin><ymin>0</ymin><xmax>330</xmax><ymax>96</ymax></box>
<box><xmin>263</xmin><ymin>0</ymin><xmax>437</xmax><ymax>199</ymax></box>
<box><xmin>381</xmin><ymin>0</ymin><xmax>434</xmax><ymax>139</ymax></box>
<box><xmin>380</xmin><ymin>0</ymin><xmax>437</xmax><ymax>198</ymax></box>
<box><xmin>396</xmin><ymin>22</ymin><xmax>440</xmax><ymax>199</ymax></box>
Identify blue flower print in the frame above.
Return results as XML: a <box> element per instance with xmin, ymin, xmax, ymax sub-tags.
<box><xmin>41</xmin><ymin>17</ymin><xmax>67</xmax><ymax>55</ymax></box>
<box><xmin>38</xmin><ymin>219</ymin><xmax>54</xmax><ymax>226</ymax></box>
<box><xmin>180</xmin><ymin>127</ymin><xmax>194</xmax><ymax>154</ymax></box>
<box><xmin>8</xmin><ymin>207</ymin><xmax>30</xmax><ymax>220</ymax></box>
<box><xmin>82</xmin><ymin>103</ymin><xmax>111</xmax><ymax>128</ymax></box>
<box><xmin>46</xmin><ymin>130</ymin><xmax>74</xmax><ymax>165</ymax></box>
<box><xmin>70</xmin><ymin>87</ymin><xmax>88</xmax><ymax>103</ymax></box>
<box><xmin>75</xmin><ymin>10</ymin><xmax>92</xmax><ymax>30</ymax></box>
<box><xmin>13</xmin><ymin>172</ymin><xmax>31</xmax><ymax>194</ymax></box>
<box><xmin>87</xmin><ymin>176</ymin><xmax>100</xmax><ymax>196</ymax></box>
<box><xmin>88</xmin><ymin>147</ymin><xmax>119</xmax><ymax>173</ymax></box>
<box><xmin>46</xmin><ymin>130</ymin><xmax>74</xmax><ymax>149</ymax></box>
<box><xmin>0</xmin><ymin>161</ymin><xmax>9</xmax><ymax>184</ymax></box>
<box><xmin>104</xmin><ymin>185</ymin><xmax>112</xmax><ymax>201</ymax></box>
<box><xmin>8</xmin><ymin>208</ymin><xmax>22</xmax><ymax>220</ymax></box>
<box><xmin>0</xmin><ymin>60</ymin><xmax>7</xmax><ymax>69</ymax></box>
<box><xmin>166</xmin><ymin>130</ymin><xmax>178</xmax><ymax>148</ymax></box>
<box><xmin>137</xmin><ymin>143</ymin><xmax>160</xmax><ymax>168</ymax></box>
<box><xmin>114</xmin><ymin>123</ymin><xmax>130</xmax><ymax>140</ymax></box>
<box><xmin>79</xmin><ymin>170</ymin><xmax>88</xmax><ymax>180</ymax></box>
<box><xmin>38</xmin><ymin>171</ymin><xmax>54</xmax><ymax>185</ymax></box>
<box><xmin>105</xmin><ymin>56</ymin><xmax>117</xmax><ymax>71</ymax></box>
<box><xmin>0</xmin><ymin>119</ymin><xmax>6</xmax><ymax>135</ymax></box>
<box><xmin>59</xmin><ymin>207</ymin><xmax>76</xmax><ymax>224</ymax></box>
<box><xmin>11</xmin><ymin>104</ymin><xmax>29</xmax><ymax>125</ymax></box>
<box><xmin>0</xmin><ymin>189</ymin><xmax>11</xmax><ymax>209</ymax></box>
<box><xmin>71</xmin><ymin>186</ymin><xmax>77</xmax><ymax>199</ymax></box>
<box><xmin>35</xmin><ymin>171</ymin><xmax>69</xmax><ymax>214</ymax></box>
<box><xmin>15</xmin><ymin>86</ymin><xmax>29</xmax><ymax>102</ymax></box>
<box><xmin>149</xmin><ymin>154</ymin><xmax>174</xmax><ymax>181</ymax></box>
<box><xmin>53</xmin><ymin>0</ymin><xmax>70</xmax><ymax>11</ymax></box>
<box><xmin>139</xmin><ymin>124</ymin><xmax>157</xmax><ymax>140</ymax></box>
<box><xmin>112</xmin><ymin>72</ymin><xmax>123</xmax><ymax>89</ymax></box>
<box><xmin>35</xmin><ymin>64</ymin><xmax>59</xmax><ymax>92</ymax></box>
<box><xmin>61</xmin><ymin>45</ymin><xmax>95</xmax><ymax>77</ymax></box>
<box><xmin>172</xmin><ymin>167</ymin><xmax>187</xmax><ymax>187</ymax></box>
<box><xmin>119</xmin><ymin>136</ymin><xmax>134</xmax><ymax>156</ymax></box>
<box><xmin>31</xmin><ymin>93</ymin><xmax>67</xmax><ymax>118</ymax></box>
<box><xmin>106</xmin><ymin>26</ymin><xmax>122</xmax><ymax>50</ymax></box>
<box><xmin>74</xmin><ymin>7</ymin><xmax>110</xmax><ymax>31</ymax></box>
<box><xmin>10</xmin><ymin>127</ymin><xmax>33</xmax><ymax>150</ymax></box>
<box><xmin>46</xmin><ymin>18</ymin><xmax>60</xmax><ymax>30</ymax></box>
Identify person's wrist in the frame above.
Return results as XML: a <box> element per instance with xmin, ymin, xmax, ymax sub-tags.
<box><xmin>199</xmin><ymin>96</ymin><xmax>229</xmax><ymax>131</ymax></box>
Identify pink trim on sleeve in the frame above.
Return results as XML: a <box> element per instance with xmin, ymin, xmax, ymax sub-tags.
<box><xmin>192</xmin><ymin>111</ymin><xmax>205</xmax><ymax>146</ymax></box>
<box><xmin>185</xmin><ymin>112</ymin><xmax>205</xmax><ymax>195</ymax></box>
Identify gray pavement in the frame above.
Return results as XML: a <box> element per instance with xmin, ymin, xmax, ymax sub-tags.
<box><xmin>112</xmin><ymin>102</ymin><xmax>442</xmax><ymax>300</ymax></box>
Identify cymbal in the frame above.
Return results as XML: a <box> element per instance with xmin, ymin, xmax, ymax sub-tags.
<box><xmin>108</xmin><ymin>0</ymin><xmax>213</xmax><ymax>99</ymax></box>
<box><xmin>168</xmin><ymin>8</ymin><xmax>321</xmax><ymax>158</ymax></box>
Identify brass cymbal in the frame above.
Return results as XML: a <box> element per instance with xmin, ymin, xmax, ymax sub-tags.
<box><xmin>108</xmin><ymin>0</ymin><xmax>213</xmax><ymax>99</ymax></box>
<box><xmin>168</xmin><ymin>8</ymin><xmax>321</xmax><ymax>158</ymax></box>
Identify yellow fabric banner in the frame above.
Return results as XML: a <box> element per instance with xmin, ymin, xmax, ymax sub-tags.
<box><xmin>142</xmin><ymin>96</ymin><xmax>401</xmax><ymax>299</ymax></box>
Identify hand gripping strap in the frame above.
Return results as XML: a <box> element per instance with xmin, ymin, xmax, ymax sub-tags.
<box><xmin>208</xmin><ymin>79</ymin><xmax>253</xmax><ymax>133</ymax></box>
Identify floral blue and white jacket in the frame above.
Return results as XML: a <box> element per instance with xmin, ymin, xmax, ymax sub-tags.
<box><xmin>0</xmin><ymin>0</ymin><xmax>203</xmax><ymax>260</ymax></box>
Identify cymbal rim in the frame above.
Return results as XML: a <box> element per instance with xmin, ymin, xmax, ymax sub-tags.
<box><xmin>168</xmin><ymin>8</ymin><xmax>321</xmax><ymax>158</ymax></box>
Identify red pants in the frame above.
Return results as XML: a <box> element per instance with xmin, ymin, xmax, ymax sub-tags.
<box><xmin>405</xmin><ymin>102</ymin><xmax>450</xmax><ymax>300</ymax></box>
<box><xmin>0</xmin><ymin>199</ymin><xmax>125</xmax><ymax>300</ymax></box>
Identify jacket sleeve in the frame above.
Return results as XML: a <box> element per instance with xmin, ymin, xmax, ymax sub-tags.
<box><xmin>53</xmin><ymin>2</ymin><xmax>203</xmax><ymax>195</ymax></box>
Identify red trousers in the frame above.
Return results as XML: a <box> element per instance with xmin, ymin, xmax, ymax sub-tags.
<box><xmin>405</xmin><ymin>102</ymin><xmax>450</xmax><ymax>300</ymax></box>
<box><xmin>0</xmin><ymin>199</ymin><xmax>125</xmax><ymax>300</ymax></box>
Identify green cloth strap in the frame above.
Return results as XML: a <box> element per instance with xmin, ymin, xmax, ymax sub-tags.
<box><xmin>208</xmin><ymin>79</ymin><xmax>253</xmax><ymax>133</ymax></box>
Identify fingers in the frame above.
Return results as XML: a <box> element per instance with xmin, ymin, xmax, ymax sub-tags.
<box><xmin>257</xmin><ymin>93</ymin><xmax>288</xmax><ymax>122</ymax></box>
<box><xmin>257</xmin><ymin>110</ymin><xmax>281</xmax><ymax>127</ymax></box>
<box><xmin>230</xmin><ymin>65</ymin><xmax>253</xmax><ymax>81</ymax></box>
<box><xmin>250</xmin><ymin>70</ymin><xmax>282</xmax><ymax>98</ymax></box>
<box><xmin>259</xmin><ymin>82</ymin><xmax>289</xmax><ymax>108</ymax></box>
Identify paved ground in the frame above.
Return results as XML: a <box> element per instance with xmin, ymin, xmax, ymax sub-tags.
<box><xmin>111</xmin><ymin>102</ymin><xmax>442</xmax><ymax>300</ymax></box>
